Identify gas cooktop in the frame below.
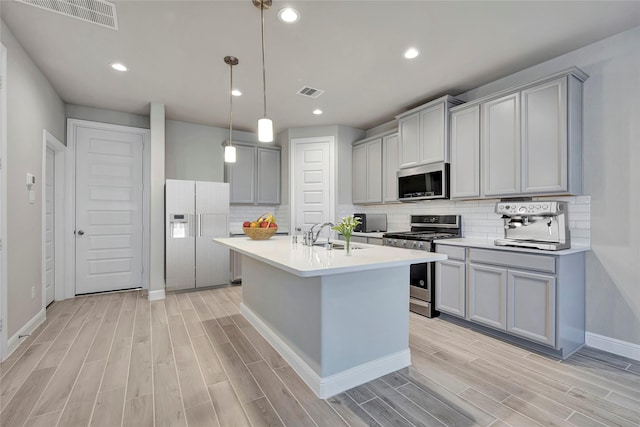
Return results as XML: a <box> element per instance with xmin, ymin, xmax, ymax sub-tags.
<box><xmin>383</xmin><ymin>231</ymin><xmax>458</xmax><ymax>241</ymax></box>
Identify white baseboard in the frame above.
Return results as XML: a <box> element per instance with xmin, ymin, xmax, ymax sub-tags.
<box><xmin>147</xmin><ymin>289</ymin><xmax>165</xmax><ymax>301</ymax></box>
<box><xmin>241</xmin><ymin>303</ymin><xmax>411</xmax><ymax>398</ymax></box>
<box><xmin>586</xmin><ymin>332</ymin><xmax>640</xmax><ymax>362</ymax></box>
<box><xmin>6</xmin><ymin>308</ymin><xmax>46</xmax><ymax>358</ymax></box>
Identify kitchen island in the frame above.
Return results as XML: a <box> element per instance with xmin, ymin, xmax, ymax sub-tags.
<box><xmin>213</xmin><ymin>236</ymin><xmax>447</xmax><ymax>398</ymax></box>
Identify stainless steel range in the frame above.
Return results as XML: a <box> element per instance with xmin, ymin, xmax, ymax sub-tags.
<box><xmin>383</xmin><ymin>215</ymin><xmax>461</xmax><ymax>318</ymax></box>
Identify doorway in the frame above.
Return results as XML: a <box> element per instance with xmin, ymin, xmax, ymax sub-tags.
<box><xmin>65</xmin><ymin>119</ymin><xmax>150</xmax><ymax>297</ymax></box>
<box><xmin>42</xmin><ymin>130</ymin><xmax>65</xmax><ymax>307</ymax></box>
<box><xmin>290</xmin><ymin>136</ymin><xmax>335</xmax><ymax>232</ymax></box>
<box><xmin>0</xmin><ymin>44</ymin><xmax>7</xmax><ymax>359</ymax></box>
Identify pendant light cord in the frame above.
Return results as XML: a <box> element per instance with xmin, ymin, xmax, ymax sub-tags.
<box><xmin>261</xmin><ymin>2</ymin><xmax>267</xmax><ymax>119</ymax></box>
<box><xmin>229</xmin><ymin>61</ymin><xmax>233</xmax><ymax>146</ymax></box>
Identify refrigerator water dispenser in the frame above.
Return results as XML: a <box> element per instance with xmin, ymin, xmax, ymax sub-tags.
<box><xmin>170</xmin><ymin>214</ymin><xmax>190</xmax><ymax>238</ymax></box>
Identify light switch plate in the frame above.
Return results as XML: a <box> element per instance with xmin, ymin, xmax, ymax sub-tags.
<box><xmin>29</xmin><ymin>190</ymin><xmax>35</xmax><ymax>204</ymax></box>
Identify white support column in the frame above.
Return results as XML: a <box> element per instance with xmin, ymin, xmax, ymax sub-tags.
<box><xmin>149</xmin><ymin>103</ymin><xmax>165</xmax><ymax>300</ymax></box>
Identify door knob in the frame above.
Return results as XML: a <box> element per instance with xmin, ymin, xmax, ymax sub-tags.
<box><xmin>77</xmin><ymin>230</ymin><xmax>85</xmax><ymax>236</ymax></box>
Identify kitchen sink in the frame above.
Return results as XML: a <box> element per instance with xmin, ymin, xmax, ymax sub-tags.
<box><xmin>313</xmin><ymin>242</ymin><xmax>364</xmax><ymax>250</ymax></box>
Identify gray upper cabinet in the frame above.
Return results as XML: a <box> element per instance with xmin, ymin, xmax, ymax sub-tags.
<box><xmin>450</xmin><ymin>105</ymin><xmax>481</xmax><ymax>199</ymax></box>
<box><xmin>352</xmin><ymin>133</ymin><xmax>389</xmax><ymax>204</ymax></box>
<box><xmin>450</xmin><ymin>67</ymin><xmax>587</xmax><ymax>199</ymax></box>
<box><xmin>397</xmin><ymin>95</ymin><xmax>463</xmax><ymax>169</ymax></box>
<box><xmin>382</xmin><ymin>132</ymin><xmax>400</xmax><ymax>203</ymax></box>
<box><xmin>227</xmin><ymin>144</ymin><xmax>256</xmax><ymax>204</ymax></box>
<box><xmin>256</xmin><ymin>147</ymin><xmax>281</xmax><ymax>204</ymax></box>
<box><xmin>521</xmin><ymin>79</ymin><xmax>568</xmax><ymax>194</ymax></box>
<box><xmin>483</xmin><ymin>92</ymin><xmax>521</xmax><ymax>196</ymax></box>
<box><xmin>225</xmin><ymin>142</ymin><xmax>281</xmax><ymax>205</ymax></box>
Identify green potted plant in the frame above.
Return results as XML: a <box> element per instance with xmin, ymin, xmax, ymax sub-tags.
<box><xmin>332</xmin><ymin>215</ymin><xmax>361</xmax><ymax>255</ymax></box>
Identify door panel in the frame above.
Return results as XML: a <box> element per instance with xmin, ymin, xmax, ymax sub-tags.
<box><xmin>507</xmin><ymin>270</ymin><xmax>556</xmax><ymax>346</ymax></box>
<box><xmin>468</xmin><ymin>263</ymin><xmax>507</xmax><ymax>330</ymax></box>
<box><xmin>45</xmin><ymin>147</ymin><xmax>55</xmax><ymax>305</ymax></box>
<box><xmin>75</xmin><ymin>126</ymin><xmax>144</xmax><ymax>294</ymax></box>
<box><xmin>294</xmin><ymin>140</ymin><xmax>332</xmax><ymax>231</ymax></box>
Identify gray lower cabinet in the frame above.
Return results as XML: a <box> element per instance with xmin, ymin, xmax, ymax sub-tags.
<box><xmin>435</xmin><ymin>243</ymin><xmax>584</xmax><ymax>359</ymax></box>
<box><xmin>225</xmin><ymin>142</ymin><xmax>281</xmax><ymax>205</ymax></box>
<box><xmin>507</xmin><ymin>270</ymin><xmax>556</xmax><ymax>346</ymax></box>
<box><xmin>435</xmin><ymin>259</ymin><xmax>466</xmax><ymax>317</ymax></box>
<box><xmin>468</xmin><ymin>263</ymin><xmax>507</xmax><ymax>330</ymax></box>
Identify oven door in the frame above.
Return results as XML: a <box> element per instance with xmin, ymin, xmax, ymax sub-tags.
<box><xmin>409</xmin><ymin>262</ymin><xmax>431</xmax><ymax>302</ymax></box>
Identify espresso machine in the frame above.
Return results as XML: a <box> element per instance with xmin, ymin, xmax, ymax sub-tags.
<box><xmin>494</xmin><ymin>201</ymin><xmax>570</xmax><ymax>250</ymax></box>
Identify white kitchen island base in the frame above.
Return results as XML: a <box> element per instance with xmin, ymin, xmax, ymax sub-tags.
<box><xmin>240</xmin><ymin>256</ymin><xmax>410</xmax><ymax>398</ymax></box>
<box><xmin>213</xmin><ymin>236</ymin><xmax>447</xmax><ymax>399</ymax></box>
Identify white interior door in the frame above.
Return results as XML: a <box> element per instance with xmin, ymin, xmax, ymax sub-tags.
<box><xmin>292</xmin><ymin>138</ymin><xmax>334</xmax><ymax>232</ymax></box>
<box><xmin>45</xmin><ymin>147</ymin><xmax>55</xmax><ymax>305</ymax></box>
<box><xmin>75</xmin><ymin>126</ymin><xmax>144</xmax><ymax>294</ymax></box>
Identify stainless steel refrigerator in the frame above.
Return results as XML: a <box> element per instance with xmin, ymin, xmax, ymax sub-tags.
<box><xmin>165</xmin><ymin>180</ymin><xmax>230</xmax><ymax>290</ymax></box>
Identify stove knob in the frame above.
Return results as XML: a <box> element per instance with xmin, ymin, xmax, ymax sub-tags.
<box><xmin>401</xmin><ymin>241</ymin><xmax>406</xmax><ymax>247</ymax></box>
<box><xmin>412</xmin><ymin>242</ymin><xmax>418</xmax><ymax>248</ymax></box>
<box><xmin>417</xmin><ymin>242</ymin><xmax>424</xmax><ymax>250</ymax></box>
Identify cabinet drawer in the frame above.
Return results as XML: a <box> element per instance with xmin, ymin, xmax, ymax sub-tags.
<box><xmin>435</xmin><ymin>244</ymin><xmax>466</xmax><ymax>261</ymax></box>
<box><xmin>469</xmin><ymin>248</ymin><xmax>555</xmax><ymax>274</ymax></box>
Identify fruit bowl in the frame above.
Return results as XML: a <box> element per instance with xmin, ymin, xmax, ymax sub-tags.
<box><xmin>243</xmin><ymin>226</ymin><xmax>278</xmax><ymax>240</ymax></box>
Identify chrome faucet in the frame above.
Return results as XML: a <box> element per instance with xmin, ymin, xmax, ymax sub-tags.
<box><xmin>312</xmin><ymin>222</ymin><xmax>334</xmax><ymax>245</ymax></box>
<box><xmin>304</xmin><ymin>222</ymin><xmax>334</xmax><ymax>246</ymax></box>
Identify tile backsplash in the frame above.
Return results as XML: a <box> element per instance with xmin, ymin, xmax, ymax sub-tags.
<box><xmin>340</xmin><ymin>195</ymin><xmax>591</xmax><ymax>247</ymax></box>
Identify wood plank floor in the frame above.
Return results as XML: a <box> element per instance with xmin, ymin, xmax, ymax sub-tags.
<box><xmin>1</xmin><ymin>286</ymin><xmax>639</xmax><ymax>427</ymax></box>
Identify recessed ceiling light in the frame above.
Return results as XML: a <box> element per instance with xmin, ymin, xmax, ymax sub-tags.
<box><xmin>278</xmin><ymin>7</ymin><xmax>300</xmax><ymax>23</ymax></box>
<box><xmin>313</xmin><ymin>109</ymin><xmax>323</xmax><ymax>115</ymax></box>
<box><xmin>403</xmin><ymin>48</ymin><xmax>420</xmax><ymax>59</ymax></box>
<box><xmin>231</xmin><ymin>89</ymin><xmax>242</xmax><ymax>96</ymax></box>
<box><xmin>110</xmin><ymin>62</ymin><xmax>128</xmax><ymax>72</ymax></box>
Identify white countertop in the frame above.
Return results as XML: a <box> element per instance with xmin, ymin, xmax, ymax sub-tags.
<box><xmin>434</xmin><ymin>238</ymin><xmax>590</xmax><ymax>255</ymax></box>
<box><xmin>213</xmin><ymin>236</ymin><xmax>447</xmax><ymax>277</ymax></box>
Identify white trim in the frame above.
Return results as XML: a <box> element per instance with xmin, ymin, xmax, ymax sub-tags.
<box><xmin>0</xmin><ymin>43</ymin><xmax>7</xmax><ymax>360</ymax></box>
<box><xmin>42</xmin><ymin>131</ymin><xmax>65</xmax><ymax>308</ymax></box>
<box><xmin>289</xmin><ymin>136</ymin><xmax>336</xmax><ymax>232</ymax></box>
<box><xmin>147</xmin><ymin>289</ymin><xmax>165</xmax><ymax>301</ymax></box>
<box><xmin>241</xmin><ymin>303</ymin><xmax>411</xmax><ymax>398</ymax></box>
<box><xmin>6</xmin><ymin>308</ymin><xmax>45</xmax><ymax>358</ymax></box>
<box><xmin>65</xmin><ymin>119</ymin><xmax>151</xmax><ymax>299</ymax></box>
<box><xmin>586</xmin><ymin>332</ymin><xmax>640</xmax><ymax>362</ymax></box>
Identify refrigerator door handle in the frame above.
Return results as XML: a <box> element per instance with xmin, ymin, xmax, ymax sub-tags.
<box><xmin>190</xmin><ymin>214</ymin><xmax>196</xmax><ymax>237</ymax></box>
<box><xmin>196</xmin><ymin>214</ymin><xmax>201</xmax><ymax>237</ymax></box>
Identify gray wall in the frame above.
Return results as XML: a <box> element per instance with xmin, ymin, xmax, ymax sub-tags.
<box><xmin>2</xmin><ymin>22</ymin><xmax>65</xmax><ymax>336</ymax></box>
<box><xmin>65</xmin><ymin>104</ymin><xmax>150</xmax><ymax>129</ymax></box>
<box><xmin>281</xmin><ymin>125</ymin><xmax>365</xmax><ymax>213</ymax></box>
<box><xmin>459</xmin><ymin>26</ymin><xmax>640</xmax><ymax>345</ymax></box>
<box><xmin>165</xmin><ymin>119</ymin><xmax>257</xmax><ymax>182</ymax></box>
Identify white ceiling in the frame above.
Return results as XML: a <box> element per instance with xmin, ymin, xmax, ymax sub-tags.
<box><xmin>2</xmin><ymin>1</ymin><xmax>640</xmax><ymax>134</ymax></box>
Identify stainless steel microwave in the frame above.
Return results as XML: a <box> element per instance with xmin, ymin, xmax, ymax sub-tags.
<box><xmin>397</xmin><ymin>163</ymin><xmax>449</xmax><ymax>202</ymax></box>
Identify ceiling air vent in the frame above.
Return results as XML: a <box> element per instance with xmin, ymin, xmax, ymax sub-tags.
<box><xmin>297</xmin><ymin>86</ymin><xmax>325</xmax><ymax>98</ymax></box>
<box><xmin>16</xmin><ymin>0</ymin><xmax>118</xmax><ymax>30</ymax></box>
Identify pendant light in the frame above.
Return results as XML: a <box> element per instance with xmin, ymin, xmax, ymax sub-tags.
<box><xmin>224</xmin><ymin>56</ymin><xmax>238</xmax><ymax>163</ymax></box>
<box><xmin>253</xmin><ymin>0</ymin><xmax>273</xmax><ymax>142</ymax></box>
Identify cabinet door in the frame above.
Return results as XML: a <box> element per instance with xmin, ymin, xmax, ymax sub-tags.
<box><xmin>383</xmin><ymin>133</ymin><xmax>399</xmax><ymax>202</ymax></box>
<box><xmin>352</xmin><ymin>144</ymin><xmax>367</xmax><ymax>204</ymax></box>
<box><xmin>399</xmin><ymin>113</ymin><xmax>420</xmax><ymax>168</ymax></box>
<box><xmin>483</xmin><ymin>93</ymin><xmax>520</xmax><ymax>196</ymax></box>
<box><xmin>450</xmin><ymin>105</ymin><xmax>481</xmax><ymax>199</ymax></box>
<box><xmin>521</xmin><ymin>78</ymin><xmax>568</xmax><ymax>194</ymax></box>
<box><xmin>256</xmin><ymin>147</ymin><xmax>281</xmax><ymax>204</ymax></box>
<box><xmin>468</xmin><ymin>263</ymin><xmax>507</xmax><ymax>330</ymax></box>
<box><xmin>227</xmin><ymin>145</ymin><xmax>256</xmax><ymax>204</ymax></box>
<box><xmin>507</xmin><ymin>270</ymin><xmax>556</xmax><ymax>346</ymax></box>
<box><xmin>435</xmin><ymin>260</ymin><xmax>466</xmax><ymax>318</ymax></box>
<box><xmin>420</xmin><ymin>102</ymin><xmax>446</xmax><ymax>164</ymax></box>
<box><xmin>366</xmin><ymin>138</ymin><xmax>383</xmax><ymax>203</ymax></box>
